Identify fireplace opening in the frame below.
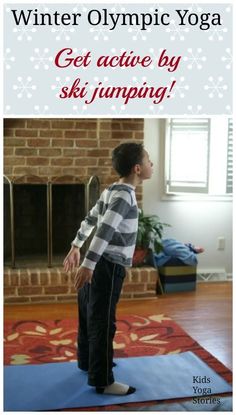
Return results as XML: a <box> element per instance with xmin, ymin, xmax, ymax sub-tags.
<box><xmin>14</xmin><ymin>183</ymin><xmax>48</xmax><ymax>267</ymax></box>
<box><xmin>4</xmin><ymin>179</ymin><xmax>12</xmax><ymax>266</ymax></box>
<box><xmin>51</xmin><ymin>183</ymin><xmax>86</xmax><ymax>265</ymax></box>
<box><xmin>4</xmin><ymin>175</ymin><xmax>100</xmax><ymax>268</ymax></box>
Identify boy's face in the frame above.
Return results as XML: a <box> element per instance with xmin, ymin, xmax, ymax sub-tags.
<box><xmin>139</xmin><ymin>150</ymin><xmax>153</xmax><ymax>180</ymax></box>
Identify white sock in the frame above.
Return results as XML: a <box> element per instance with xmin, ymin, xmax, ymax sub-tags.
<box><xmin>96</xmin><ymin>381</ymin><xmax>136</xmax><ymax>395</ymax></box>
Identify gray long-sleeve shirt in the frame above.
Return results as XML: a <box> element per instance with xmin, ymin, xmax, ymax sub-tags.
<box><xmin>72</xmin><ymin>183</ymin><xmax>138</xmax><ymax>270</ymax></box>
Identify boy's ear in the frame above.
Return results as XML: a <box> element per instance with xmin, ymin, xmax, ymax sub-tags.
<box><xmin>133</xmin><ymin>164</ymin><xmax>141</xmax><ymax>175</ymax></box>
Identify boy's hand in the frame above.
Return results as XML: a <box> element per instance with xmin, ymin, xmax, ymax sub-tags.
<box><xmin>74</xmin><ymin>266</ymin><xmax>93</xmax><ymax>290</ymax></box>
<box><xmin>63</xmin><ymin>246</ymin><xmax>80</xmax><ymax>272</ymax></box>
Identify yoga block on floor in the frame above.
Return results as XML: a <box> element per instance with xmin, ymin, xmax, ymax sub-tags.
<box><xmin>158</xmin><ymin>264</ymin><xmax>197</xmax><ymax>293</ymax></box>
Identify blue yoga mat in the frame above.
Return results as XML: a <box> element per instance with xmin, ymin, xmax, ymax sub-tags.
<box><xmin>4</xmin><ymin>351</ymin><xmax>231</xmax><ymax>411</ymax></box>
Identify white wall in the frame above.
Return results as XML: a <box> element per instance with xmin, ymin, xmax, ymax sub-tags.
<box><xmin>143</xmin><ymin>119</ymin><xmax>232</xmax><ymax>275</ymax></box>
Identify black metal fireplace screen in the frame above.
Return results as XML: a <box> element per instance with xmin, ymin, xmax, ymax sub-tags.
<box><xmin>4</xmin><ymin>175</ymin><xmax>100</xmax><ymax>268</ymax></box>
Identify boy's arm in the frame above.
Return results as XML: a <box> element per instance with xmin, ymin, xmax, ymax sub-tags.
<box><xmin>71</xmin><ymin>201</ymin><xmax>100</xmax><ymax>248</ymax></box>
<box><xmin>81</xmin><ymin>190</ymin><xmax>132</xmax><ymax>271</ymax></box>
<box><xmin>63</xmin><ymin>200</ymin><xmax>100</xmax><ymax>272</ymax></box>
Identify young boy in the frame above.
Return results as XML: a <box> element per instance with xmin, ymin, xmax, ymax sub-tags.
<box><xmin>63</xmin><ymin>142</ymin><xmax>153</xmax><ymax>396</ymax></box>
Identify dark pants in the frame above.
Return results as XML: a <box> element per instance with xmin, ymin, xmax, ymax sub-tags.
<box><xmin>77</xmin><ymin>256</ymin><xmax>126</xmax><ymax>387</ymax></box>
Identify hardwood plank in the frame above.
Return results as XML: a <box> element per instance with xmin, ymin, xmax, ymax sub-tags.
<box><xmin>4</xmin><ymin>282</ymin><xmax>232</xmax><ymax>369</ymax></box>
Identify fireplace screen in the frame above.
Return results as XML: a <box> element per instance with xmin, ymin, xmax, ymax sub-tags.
<box><xmin>4</xmin><ymin>175</ymin><xmax>100</xmax><ymax>268</ymax></box>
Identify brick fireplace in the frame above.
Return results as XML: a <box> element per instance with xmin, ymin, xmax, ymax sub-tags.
<box><xmin>4</xmin><ymin>118</ymin><xmax>158</xmax><ymax>303</ymax></box>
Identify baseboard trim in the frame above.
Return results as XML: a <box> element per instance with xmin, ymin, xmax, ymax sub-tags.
<box><xmin>197</xmin><ymin>269</ymin><xmax>229</xmax><ymax>282</ymax></box>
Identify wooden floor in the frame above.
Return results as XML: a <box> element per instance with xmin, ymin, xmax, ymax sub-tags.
<box><xmin>4</xmin><ymin>282</ymin><xmax>232</xmax><ymax>370</ymax></box>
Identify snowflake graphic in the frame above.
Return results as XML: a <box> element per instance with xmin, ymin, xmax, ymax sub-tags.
<box><xmin>72</xmin><ymin>104</ymin><xmax>88</xmax><ymax>115</ymax></box>
<box><xmin>127</xmin><ymin>4</ymin><xmax>167</xmax><ymax>41</ymax></box>
<box><xmin>34</xmin><ymin>3</ymin><xmax>51</xmax><ymax>13</ymax></box>
<box><xmin>187</xmin><ymin>4</ymin><xmax>204</xmax><ymax>13</ymax></box>
<box><xmin>6</xmin><ymin>6</ymin><xmax>36</xmax><ymax>40</ymax></box>
<box><xmin>149</xmin><ymin>48</ymin><xmax>164</xmax><ymax>70</ymax></box>
<box><xmin>90</xmin><ymin>76</ymin><xmax>109</xmax><ymax>92</ymax></box>
<box><xmin>13</xmin><ymin>76</ymin><xmax>37</xmax><ymax>98</ymax></box>
<box><xmin>4</xmin><ymin>48</ymin><xmax>15</xmax><ymax>70</ymax></box>
<box><xmin>110</xmin><ymin>4</ymin><xmax>126</xmax><ymax>12</ymax></box>
<box><xmin>149</xmin><ymin>104</ymin><xmax>165</xmax><ymax>114</ymax></box>
<box><xmin>221</xmin><ymin>48</ymin><xmax>232</xmax><ymax>70</ymax></box>
<box><xmin>208</xmin><ymin>26</ymin><xmax>228</xmax><ymax>41</ymax></box>
<box><xmin>183</xmin><ymin>48</ymin><xmax>207</xmax><ymax>70</ymax></box>
<box><xmin>225</xmin><ymin>104</ymin><xmax>232</xmax><ymax>114</ymax></box>
<box><xmin>110</xmin><ymin>47</ymin><xmax>124</xmax><ymax>56</ymax></box>
<box><xmin>111</xmin><ymin>104</ymin><xmax>127</xmax><ymax>115</ymax></box>
<box><xmin>4</xmin><ymin>105</ymin><xmax>11</xmax><ymax>114</ymax></box>
<box><xmin>149</xmin><ymin>5</ymin><xmax>166</xmax><ymax>13</ymax></box>
<box><xmin>89</xmin><ymin>27</ymin><xmax>110</xmax><ymax>41</ymax></box>
<box><xmin>187</xmin><ymin>104</ymin><xmax>203</xmax><ymax>114</ymax></box>
<box><xmin>30</xmin><ymin>48</ymin><xmax>53</xmax><ymax>70</ymax></box>
<box><xmin>225</xmin><ymin>6</ymin><xmax>232</xmax><ymax>15</ymax></box>
<box><xmin>127</xmin><ymin>26</ymin><xmax>151</xmax><ymax>41</ymax></box>
<box><xmin>132</xmin><ymin>76</ymin><xmax>148</xmax><ymax>85</ymax></box>
<box><xmin>170</xmin><ymin>76</ymin><xmax>189</xmax><ymax>98</ymax></box>
<box><xmin>51</xmin><ymin>27</ymin><xmax>75</xmax><ymax>41</ymax></box>
<box><xmin>51</xmin><ymin>76</ymin><xmax>71</xmax><ymax>98</ymax></box>
<box><xmin>166</xmin><ymin>20</ymin><xmax>189</xmax><ymax>41</ymax></box>
<box><xmin>34</xmin><ymin>105</ymin><xmax>50</xmax><ymax>114</ymax></box>
<box><xmin>13</xmin><ymin>26</ymin><xmax>37</xmax><ymax>41</ymax></box>
<box><xmin>72</xmin><ymin>4</ymin><xmax>87</xmax><ymax>13</ymax></box>
<box><xmin>204</xmin><ymin>76</ymin><xmax>228</xmax><ymax>98</ymax></box>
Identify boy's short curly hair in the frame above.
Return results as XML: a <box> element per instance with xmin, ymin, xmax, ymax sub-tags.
<box><xmin>112</xmin><ymin>142</ymin><xmax>144</xmax><ymax>177</ymax></box>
